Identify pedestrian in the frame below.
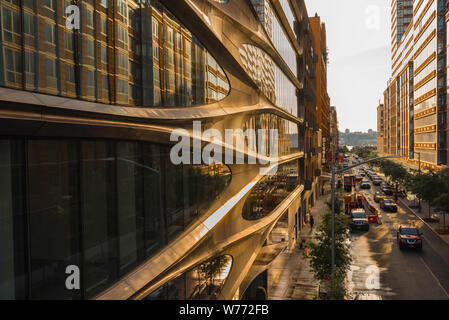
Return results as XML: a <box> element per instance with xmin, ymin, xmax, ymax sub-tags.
<box><xmin>310</xmin><ymin>215</ymin><xmax>314</xmax><ymax>228</ymax></box>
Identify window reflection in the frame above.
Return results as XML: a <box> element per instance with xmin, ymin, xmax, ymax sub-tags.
<box><xmin>243</xmin><ymin>113</ymin><xmax>300</xmax><ymax>157</ymax></box>
<box><xmin>145</xmin><ymin>255</ymin><xmax>233</xmax><ymax>300</ymax></box>
<box><xmin>242</xmin><ymin>160</ymin><xmax>299</xmax><ymax>220</ymax></box>
<box><xmin>239</xmin><ymin>44</ymin><xmax>297</xmax><ymax>117</ymax></box>
<box><xmin>0</xmin><ymin>0</ymin><xmax>229</xmax><ymax>107</ymax></box>
<box><xmin>0</xmin><ymin>137</ymin><xmax>232</xmax><ymax>299</ymax></box>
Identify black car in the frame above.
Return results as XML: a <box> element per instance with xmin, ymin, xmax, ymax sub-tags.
<box><xmin>360</xmin><ymin>180</ymin><xmax>371</xmax><ymax>189</ymax></box>
<box><xmin>372</xmin><ymin>178</ymin><xmax>382</xmax><ymax>186</ymax></box>
<box><xmin>381</xmin><ymin>187</ymin><xmax>393</xmax><ymax>196</ymax></box>
<box><xmin>349</xmin><ymin>209</ymin><xmax>370</xmax><ymax>231</ymax></box>
<box><xmin>397</xmin><ymin>226</ymin><xmax>422</xmax><ymax>251</ymax></box>
<box><xmin>380</xmin><ymin>182</ymin><xmax>390</xmax><ymax>189</ymax></box>
<box><xmin>380</xmin><ymin>198</ymin><xmax>397</xmax><ymax>212</ymax></box>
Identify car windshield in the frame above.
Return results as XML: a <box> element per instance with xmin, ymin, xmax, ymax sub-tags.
<box><xmin>352</xmin><ymin>212</ymin><xmax>366</xmax><ymax>218</ymax></box>
<box><xmin>401</xmin><ymin>228</ymin><xmax>419</xmax><ymax>235</ymax></box>
<box><xmin>383</xmin><ymin>200</ymin><xmax>393</xmax><ymax>204</ymax></box>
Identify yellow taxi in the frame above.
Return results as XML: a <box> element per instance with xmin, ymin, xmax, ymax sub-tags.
<box><xmin>374</xmin><ymin>191</ymin><xmax>387</xmax><ymax>203</ymax></box>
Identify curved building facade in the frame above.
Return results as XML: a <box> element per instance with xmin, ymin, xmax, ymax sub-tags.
<box><xmin>0</xmin><ymin>0</ymin><xmax>321</xmax><ymax>300</ymax></box>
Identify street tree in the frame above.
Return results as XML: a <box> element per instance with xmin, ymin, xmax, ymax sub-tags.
<box><xmin>407</xmin><ymin>171</ymin><xmax>445</xmax><ymax>221</ymax></box>
<box><xmin>431</xmin><ymin>171</ymin><xmax>449</xmax><ymax>230</ymax></box>
<box><xmin>379</xmin><ymin>160</ymin><xmax>409</xmax><ymax>201</ymax></box>
<box><xmin>308</xmin><ymin>206</ymin><xmax>352</xmax><ymax>300</ymax></box>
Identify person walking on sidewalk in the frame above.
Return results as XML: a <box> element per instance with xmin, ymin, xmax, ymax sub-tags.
<box><xmin>310</xmin><ymin>215</ymin><xmax>314</xmax><ymax>229</ymax></box>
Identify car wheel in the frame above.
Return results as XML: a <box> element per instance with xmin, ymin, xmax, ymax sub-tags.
<box><xmin>399</xmin><ymin>243</ymin><xmax>403</xmax><ymax>250</ymax></box>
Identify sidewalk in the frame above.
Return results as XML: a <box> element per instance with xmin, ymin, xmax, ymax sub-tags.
<box><xmin>268</xmin><ymin>189</ymin><xmax>329</xmax><ymax>300</ymax></box>
<box><xmin>399</xmin><ymin>197</ymin><xmax>449</xmax><ymax>246</ymax></box>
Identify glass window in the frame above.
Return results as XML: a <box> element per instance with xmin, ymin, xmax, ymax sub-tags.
<box><xmin>86</xmin><ymin>8</ymin><xmax>94</xmax><ymax>28</ymax></box>
<box><xmin>86</xmin><ymin>38</ymin><xmax>94</xmax><ymax>57</ymax></box>
<box><xmin>100</xmin><ymin>16</ymin><xmax>107</xmax><ymax>34</ymax></box>
<box><xmin>44</xmin><ymin>23</ymin><xmax>55</xmax><ymax>44</ymax></box>
<box><xmin>28</xmin><ymin>140</ymin><xmax>81</xmax><ymax>299</ymax></box>
<box><xmin>101</xmin><ymin>74</ymin><xmax>109</xmax><ymax>90</ymax></box>
<box><xmin>86</xmin><ymin>70</ymin><xmax>95</xmax><ymax>87</ymax></box>
<box><xmin>116</xmin><ymin>142</ymin><xmax>144</xmax><ymax>274</ymax></box>
<box><xmin>118</xmin><ymin>52</ymin><xmax>128</xmax><ymax>70</ymax></box>
<box><xmin>23</xmin><ymin>0</ymin><xmax>35</xmax><ymax>9</ymax></box>
<box><xmin>66</xmin><ymin>65</ymin><xmax>75</xmax><ymax>84</ymax></box>
<box><xmin>81</xmin><ymin>141</ymin><xmax>118</xmax><ymax>298</ymax></box>
<box><xmin>101</xmin><ymin>0</ymin><xmax>108</xmax><ymax>8</ymax></box>
<box><xmin>242</xmin><ymin>159</ymin><xmax>299</xmax><ymax>220</ymax></box>
<box><xmin>100</xmin><ymin>45</ymin><xmax>108</xmax><ymax>62</ymax></box>
<box><xmin>43</xmin><ymin>0</ymin><xmax>55</xmax><ymax>10</ymax></box>
<box><xmin>64</xmin><ymin>32</ymin><xmax>74</xmax><ymax>51</ymax></box>
<box><xmin>0</xmin><ymin>0</ymin><xmax>229</xmax><ymax>108</ymax></box>
<box><xmin>23</xmin><ymin>13</ymin><xmax>35</xmax><ymax>36</ymax></box>
<box><xmin>142</xmin><ymin>144</ymin><xmax>164</xmax><ymax>257</ymax></box>
<box><xmin>2</xmin><ymin>7</ymin><xmax>20</xmax><ymax>43</ymax></box>
<box><xmin>5</xmin><ymin>47</ymin><xmax>21</xmax><ymax>84</ymax></box>
<box><xmin>25</xmin><ymin>51</ymin><xmax>35</xmax><ymax>74</ymax></box>
<box><xmin>117</xmin><ymin>0</ymin><xmax>127</xmax><ymax>18</ymax></box>
<box><xmin>46</xmin><ymin>58</ymin><xmax>56</xmax><ymax>78</ymax></box>
<box><xmin>163</xmin><ymin>149</ymin><xmax>184</xmax><ymax>241</ymax></box>
<box><xmin>0</xmin><ymin>140</ymin><xmax>26</xmax><ymax>299</ymax></box>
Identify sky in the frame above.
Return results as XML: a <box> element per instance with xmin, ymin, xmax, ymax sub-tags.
<box><xmin>305</xmin><ymin>0</ymin><xmax>391</xmax><ymax>133</ymax></box>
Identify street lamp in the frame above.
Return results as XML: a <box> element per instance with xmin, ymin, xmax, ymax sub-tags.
<box><xmin>330</xmin><ymin>154</ymin><xmax>405</xmax><ymax>286</ymax></box>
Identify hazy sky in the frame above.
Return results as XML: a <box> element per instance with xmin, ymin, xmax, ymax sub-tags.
<box><xmin>305</xmin><ymin>0</ymin><xmax>391</xmax><ymax>132</ymax></box>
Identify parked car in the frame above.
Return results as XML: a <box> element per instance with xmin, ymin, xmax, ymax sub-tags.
<box><xmin>380</xmin><ymin>182</ymin><xmax>390</xmax><ymax>189</ymax></box>
<box><xmin>381</xmin><ymin>186</ymin><xmax>393</xmax><ymax>196</ymax></box>
<box><xmin>349</xmin><ymin>209</ymin><xmax>370</xmax><ymax>231</ymax></box>
<box><xmin>360</xmin><ymin>180</ymin><xmax>371</xmax><ymax>189</ymax></box>
<box><xmin>372</xmin><ymin>178</ymin><xmax>382</xmax><ymax>186</ymax></box>
<box><xmin>397</xmin><ymin>226</ymin><xmax>422</xmax><ymax>251</ymax></box>
<box><xmin>380</xmin><ymin>198</ymin><xmax>397</xmax><ymax>212</ymax></box>
<box><xmin>374</xmin><ymin>192</ymin><xmax>387</xmax><ymax>203</ymax></box>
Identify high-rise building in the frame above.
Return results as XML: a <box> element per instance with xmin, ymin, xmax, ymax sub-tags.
<box><xmin>377</xmin><ymin>103</ymin><xmax>384</xmax><ymax>155</ymax></box>
<box><xmin>0</xmin><ymin>0</ymin><xmax>329</xmax><ymax>300</ymax></box>
<box><xmin>310</xmin><ymin>13</ymin><xmax>330</xmax><ymax>172</ymax></box>
<box><xmin>329</xmin><ymin>106</ymin><xmax>339</xmax><ymax>162</ymax></box>
<box><xmin>380</xmin><ymin>0</ymin><xmax>448</xmax><ymax>170</ymax></box>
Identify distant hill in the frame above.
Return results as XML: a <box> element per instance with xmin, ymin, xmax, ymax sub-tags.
<box><xmin>339</xmin><ymin>131</ymin><xmax>377</xmax><ymax>146</ymax></box>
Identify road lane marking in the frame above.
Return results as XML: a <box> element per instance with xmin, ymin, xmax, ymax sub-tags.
<box><xmin>420</xmin><ymin>256</ymin><xmax>449</xmax><ymax>298</ymax></box>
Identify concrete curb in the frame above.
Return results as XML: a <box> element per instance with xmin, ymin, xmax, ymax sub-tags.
<box><xmin>397</xmin><ymin>198</ymin><xmax>449</xmax><ymax>246</ymax></box>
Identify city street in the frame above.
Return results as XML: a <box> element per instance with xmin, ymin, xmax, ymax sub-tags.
<box><xmin>345</xmin><ymin>160</ymin><xmax>449</xmax><ymax>300</ymax></box>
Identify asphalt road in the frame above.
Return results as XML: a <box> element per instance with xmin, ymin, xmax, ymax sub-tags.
<box><xmin>344</xmin><ymin>158</ymin><xmax>449</xmax><ymax>300</ymax></box>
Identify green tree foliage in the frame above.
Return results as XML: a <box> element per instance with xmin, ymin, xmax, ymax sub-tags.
<box><xmin>407</xmin><ymin>170</ymin><xmax>445</xmax><ymax>220</ymax></box>
<box><xmin>427</xmin><ymin>171</ymin><xmax>449</xmax><ymax>227</ymax></box>
<box><xmin>308</xmin><ymin>203</ymin><xmax>352</xmax><ymax>300</ymax></box>
<box><xmin>378</xmin><ymin>160</ymin><xmax>409</xmax><ymax>201</ymax></box>
<box><xmin>352</xmin><ymin>146</ymin><xmax>377</xmax><ymax>160</ymax></box>
<box><xmin>199</xmin><ymin>256</ymin><xmax>230</xmax><ymax>295</ymax></box>
<box><xmin>325</xmin><ymin>191</ymin><xmax>345</xmax><ymax>214</ymax></box>
<box><xmin>338</xmin><ymin>146</ymin><xmax>349</xmax><ymax>154</ymax></box>
<box><xmin>339</xmin><ymin>131</ymin><xmax>377</xmax><ymax>147</ymax></box>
